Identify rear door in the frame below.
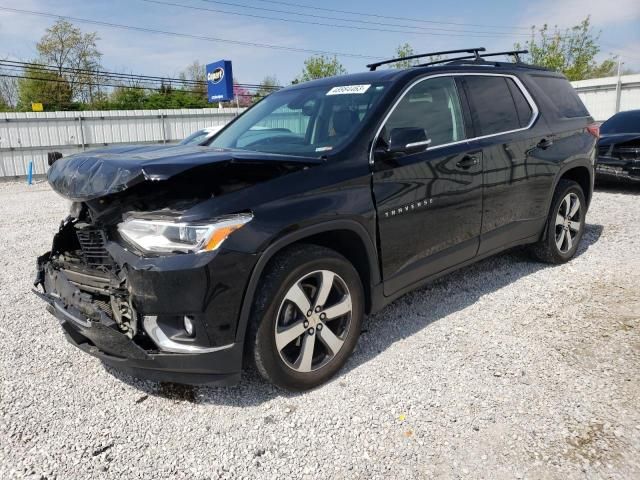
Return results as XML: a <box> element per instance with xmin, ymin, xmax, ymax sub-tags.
<box><xmin>371</xmin><ymin>76</ymin><xmax>483</xmax><ymax>296</ymax></box>
<box><xmin>460</xmin><ymin>74</ymin><xmax>555</xmax><ymax>254</ymax></box>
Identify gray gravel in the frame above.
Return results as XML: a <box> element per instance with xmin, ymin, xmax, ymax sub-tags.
<box><xmin>1</xmin><ymin>179</ymin><xmax>639</xmax><ymax>479</ymax></box>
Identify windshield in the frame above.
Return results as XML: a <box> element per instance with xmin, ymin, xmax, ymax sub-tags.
<box><xmin>209</xmin><ymin>83</ymin><xmax>387</xmax><ymax>157</ymax></box>
<box><xmin>180</xmin><ymin>130</ymin><xmax>210</xmax><ymax>145</ymax></box>
<box><xmin>600</xmin><ymin>111</ymin><xmax>640</xmax><ymax>134</ymax></box>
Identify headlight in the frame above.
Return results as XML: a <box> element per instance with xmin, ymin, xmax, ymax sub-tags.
<box><xmin>117</xmin><ymin>213</ymin><xmax>252</xmax><ymax>254</ymax></box>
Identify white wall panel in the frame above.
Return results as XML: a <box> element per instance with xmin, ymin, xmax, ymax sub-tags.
<box><xmin>572</xmin><ymin>74</ymin><xmax>640</xmax><ymax>121</ymax></box>
<box><xmin>0</xmin><ymin>108</ymin><xmax>243</xmax><ymax>177</ymax></box>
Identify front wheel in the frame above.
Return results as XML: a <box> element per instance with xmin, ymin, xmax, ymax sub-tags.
<box><xmin>247</xmin><ymin>244</ymin><xmax>364</xmax><ymax>391</ymax></box>
<box><xmin>530</xmin><ymin>179</ymin><xmax>586</xmax><ymax>264</ymax></box>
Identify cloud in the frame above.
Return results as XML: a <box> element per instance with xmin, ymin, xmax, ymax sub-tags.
<box><xmin>0</xmin><ymin>0</ymin><xmax>311</xmax><ymax>82</ymax></box>
<box><xmin>519</xmin><ymin>0</ymin><xmax>640</xmax><ymax>28</ymax></box>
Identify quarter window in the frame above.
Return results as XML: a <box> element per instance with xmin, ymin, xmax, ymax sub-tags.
<box><xmin>530</xmin><ymin>75</ymin><xmax>589</xmax><ymax>118</ymax></box>
<box><xmin>507</xmin><ymin>79</ymin><xmax>533</xmax><ymax>128</ymax></box>
<box><xmin>381</xmin><ymin>77</ymin><xmax>466</xmax><ymax>148</ymax></box>
<box><xmin>464</xmin><ymin>76</ymin><xmax>528</xmax><ymax>136</ymax></box>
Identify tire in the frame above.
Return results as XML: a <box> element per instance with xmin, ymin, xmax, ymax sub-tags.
<box><xmin>247</xmin><ymin>244</ymin><xmax>364</xmax><ymax>391</ymax></box>
<box><xmin>530</xmin><ymin>179</ymin><xmax>586</xmax><ymax>264</ymax></box>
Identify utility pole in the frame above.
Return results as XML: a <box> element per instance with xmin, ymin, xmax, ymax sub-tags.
<box><xmin>615</xmin><ymin>56</ymin><xmax>623</xmax><ymax>114</ymax></box>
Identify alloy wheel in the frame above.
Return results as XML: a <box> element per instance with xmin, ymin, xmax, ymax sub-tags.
<box><xmin>275</xmin><ymin>270</ymin><xmax>352</xmax><ymax>373</ymax></box>
<box><xmin>554</xmin><ymin>192</ymin><xmax>582</xmax><ymax>253</ymax></box>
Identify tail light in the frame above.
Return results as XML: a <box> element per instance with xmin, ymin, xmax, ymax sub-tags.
<box><xmin>586</xmin><ymin>123</ymin><xmax>600</xmax><ymax>138</ymax></box>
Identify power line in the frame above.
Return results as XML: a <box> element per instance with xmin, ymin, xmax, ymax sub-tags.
<box><xmin>0</xmin><ymin>6</ymin><xmax>381</xmax><ymax>60</ymax></box>
<box><xmin>171</xmin><ymin>0</ymin><xmax>531</xmax><ymax>37</ymax></box>
<box><xmin>236</xmin><ymin>0</ymin><xmax>532</xmax><ymax>31</ymax></box>
<box><xmin>0</xmin><ymin>72</ymin><xmax>267</xmax><ymax>98</ymax></box>
<box><xmin>0</xmin><ymin>59</ymin><xmax>282</xmax><ymax>89</ymax></box>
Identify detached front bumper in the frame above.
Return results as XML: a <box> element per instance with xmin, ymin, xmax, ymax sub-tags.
<box><xmin>34</xmin><ymin>241</ymin><xmax>256</xmax><ymax>386</ymax></box>
<box><xmin>596</xmin><ymin>157</ymin><xmax>640</xmax><ymax>183</ymax></box>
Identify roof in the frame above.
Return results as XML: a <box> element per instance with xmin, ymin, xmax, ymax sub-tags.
<box><xmin>283</xmin><ymin>61</ymin><xmax>556</xmax><ymax>92</ymax></box>
<box><xmin>287</xmin><ymin>69</ymin><xmax>406</xmax><ymax>90</ymax></box>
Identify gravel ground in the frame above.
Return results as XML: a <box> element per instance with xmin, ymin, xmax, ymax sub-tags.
<box><xmin>0</xmin><ymin>179</ymin><xmax>639</xmax><ymax>480</ymax></box>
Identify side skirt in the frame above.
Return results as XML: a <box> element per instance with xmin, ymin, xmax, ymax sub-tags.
<box><xmin>370</xmin><ymin>233</ymin><xmax>539</xmax><ymax>314</ymax></box>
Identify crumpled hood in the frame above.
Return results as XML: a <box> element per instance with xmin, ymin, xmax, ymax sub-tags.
<box><xmin>47</xmin><ymin>145</ymin><xmax>322</xmax><ymax>201</ymax></box>
<box><xmin>598</xmin><ymin>133</ymin><xmax>640</xmax><ymax>147</ymax></box>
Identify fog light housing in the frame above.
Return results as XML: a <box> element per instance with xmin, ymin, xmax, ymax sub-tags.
<box><xmin>184</xmin><ymin>316</ymin><xmax>195</xmax><ymax>336</ymax></box>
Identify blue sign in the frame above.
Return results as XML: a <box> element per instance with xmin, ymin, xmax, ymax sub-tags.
<box><xmin>206</xmin><ymin>60</ymin><xmax>234</xmax><ymax>102</ymax></box>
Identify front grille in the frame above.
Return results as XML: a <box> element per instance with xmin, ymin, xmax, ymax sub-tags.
<box><xmin>75</xmin><ymin>228</ymin><xmax>112</xmax><ymax>268</ymax></box>
<box><xmin>614</xmin><ymin>147</ymin><xmax>640</xmax><ymax>161</ymax></box>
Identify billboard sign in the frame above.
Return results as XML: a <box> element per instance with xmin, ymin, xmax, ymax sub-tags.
<box><xmin>206</xmin><ymin>60</ymin><xmax>234</xmax><ymax>103</ymax></box>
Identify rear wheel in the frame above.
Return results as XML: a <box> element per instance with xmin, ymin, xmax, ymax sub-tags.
<box><xmin>247</xmin><ymin>244</ymin><xmax>364</xmax><ymax>391</ymax></box>
<box><xmin>530</xmin><ymin>179</ymin><xmax>586</xmax><ymax>264</ymax></box>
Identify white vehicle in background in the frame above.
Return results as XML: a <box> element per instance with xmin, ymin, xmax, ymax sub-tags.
<box><xmin>179</xmin><ymin>125</ymin><xmax>224</xmax><ymax>145</ymax></box>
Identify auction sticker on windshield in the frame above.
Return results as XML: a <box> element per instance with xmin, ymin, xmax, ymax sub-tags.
<box><xmin>326</xmin><ymin>85</ymin><xmax>371</xmax><ymax>95</ymax></box>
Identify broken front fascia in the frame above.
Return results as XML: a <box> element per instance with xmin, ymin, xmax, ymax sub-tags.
<box><xmin>34</xmin><ymin>215</ymin><xmax>258</xmax><ymax>357</ymax></box>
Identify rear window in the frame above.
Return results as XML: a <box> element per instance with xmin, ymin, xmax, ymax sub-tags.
<box><xmin>464</xmin><ymin>76</ymin><xmax>525</xmax><ymax>136</ymax></box>
<box><xmin>531</xmin><ymin>75</ymin><xmax>589</xmax><ymax>118</ymax></box>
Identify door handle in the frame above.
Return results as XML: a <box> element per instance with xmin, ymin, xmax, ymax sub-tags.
<box><xmin>456</xmin><ymin>155</ymin><xmax>479</xmax><ymax>169</ymax></box>
<box><xmin>537</xmin><ymin>138</ymin><xmax>554</xmax><ymax>149</ymax></box>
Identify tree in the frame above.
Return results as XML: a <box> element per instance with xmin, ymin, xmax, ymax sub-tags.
<box><xmin>0</xmin><ymin>61</ymin><xmax>18</xmax><ymax>109</ymax></box>
<box><xmin>0</xmin><ymin>93</ymin><xmax>10</xmax><ymax>112</ymax></box>
<box><xmin>36</xmin><ymin>20</ymin><xmax>102</xmax><ymax>103</ymax></box>
<box><xmin>390</xmin><ymin>43</ymin><xmax>442</xmax><ymax>69</ymax></box>
<box><xmin>179</xmin><ymin>61</ymin><xmax>207</xmax><ymax>97</ymax></box>
<box><xmin>17</xmin><ymin>65</ymin><xmax>73</xmax><ymax>111</ymax></box>
<box><xmin>233</xmin><ymin>80</ymin><xmax>253</xmax><ymax>107</ymax></box>
<box><xmin>393</xmin><ymin>43</ymin><xmax>417</xmax><ymax>69</ymax></box>
<box><xmin>296</xmin><ymin>55</ymin><xmax>346</xmax><ymax>83</ymax></box>
<box><xmin>515</xmin><ymin>16</ymin><xmax>616</xmax><ymax>81</ymax></box>
<box><xmin>254</xmin><ymin>75</ymin><xmax>278</xmax><ymax>102</ymax></box>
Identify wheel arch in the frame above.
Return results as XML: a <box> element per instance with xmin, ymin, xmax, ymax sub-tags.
<box><xmin>540</xmin><ymin>161</ymin><xmax>593</xmax><ymax>242</ymax></box>
<box><xmin>554</xmin><ymin>162</ymin><xmax>593</xmax><ymax>208</ymax></box>
<box><xmin>234</xmin><ymin>220</ymin><xmax>380</xmax><ymax>345</ymax></box>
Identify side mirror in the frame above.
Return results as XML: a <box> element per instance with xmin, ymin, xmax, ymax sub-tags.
<box><xmin>388</xmin><ymin>127</ymin><xmax>431</xmax><ymax>155</ymax></box>
<box><xmin>47</xmin><ymin>151</ymin><xmax>63</xmax><ymax>166</ymax></box>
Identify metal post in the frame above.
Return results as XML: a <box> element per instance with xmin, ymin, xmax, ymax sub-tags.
<box><xmin>78</xmin><ymin>116</ymin><xmax>86</xmax><ymax>151</ymax></box>
<box><xmin>27</xmin><ymin>161</ymin><xmax>33</xmax><ymax>185</ymax></box>
<box><xmin>615</xmin><ymin>57</ymin><xmax>623</xmax><ymax>114</ymax></box>
<box><xmin>160</xmin><ymin>114</ymin><xmax>167</xmax><ymax>144</ymax></box>
<box><xmin>235</xmin><ymin>95</ymin><xmax>240</xmax><ymax>116</ymax></box>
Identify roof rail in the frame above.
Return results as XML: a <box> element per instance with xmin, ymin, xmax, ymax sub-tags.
<box><xmin>366</xmin><ymin>47</ymin><xmax>486</xmax><ymax>71</ymax></box>
<box><xmin>414</xmin><ymin>49</ymin><xmax>529</xmax><ymax>68</ymax></box>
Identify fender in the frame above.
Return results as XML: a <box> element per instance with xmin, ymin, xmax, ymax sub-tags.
<box><xmin>539</xmin><ymin>157</ymin><xmax>594</xmax><ymax>242</ymax></box>
<box><xmin>551</xmin><ymin>157</ymin><xmax>594</xmax><ymax>207</ymax></box>
<box><xmin>233</xmin><ymin>219</ymin><xmax>381</xmax><ymax>344</ymax></box>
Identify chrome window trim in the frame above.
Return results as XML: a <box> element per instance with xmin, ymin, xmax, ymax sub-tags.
<box><xmin>406</xmin><ymin>139</ymin><xmax>432</xmax><ymax>148</ymax></box>
<box><xmin>369</xmin><ymin>72</ymin><xmax>540</xmax><ymax>165</ymax></box>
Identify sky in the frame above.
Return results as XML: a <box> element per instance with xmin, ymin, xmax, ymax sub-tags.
<box><xmin>0</xmin><ymin>0</ymin><xmax>638</xmax><ymax>86</ymax></box>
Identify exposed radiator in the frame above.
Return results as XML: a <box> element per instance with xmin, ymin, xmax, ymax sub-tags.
<box><xmin>75</xmin><ymin>227</ymin><xmax>112</xmax><ymax>268</ymax></box>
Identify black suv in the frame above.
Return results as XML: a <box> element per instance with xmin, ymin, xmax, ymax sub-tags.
<box><xmin>35</xmin><ymin>48</ymin><xmax>597</xmax><ymax>391</ymax></box>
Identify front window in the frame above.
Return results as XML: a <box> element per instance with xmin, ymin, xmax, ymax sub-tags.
<box><xmin>380</xmin><ymin>77</ymin><xmax>466</xmax><ymax>148</ymax></box>
<box><xmin>209</xmin><ymin>83</ymin><xmax>387</xmax><ymax>157</ymax></box>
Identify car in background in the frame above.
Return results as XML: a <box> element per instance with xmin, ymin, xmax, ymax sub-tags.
<box><xmin>48</xmin><ymin>126</ymin><xmax>226</xmax><ymax>166</ymax></box>
<box><xmin>179</xmin><ymin>125</ymin><xmax>224</xmax><ymax>145</ymax></box>
<box><xmin>596</xmin><ymin>109</ymin><xmax>640</xmax><ymax>183</ymax></box>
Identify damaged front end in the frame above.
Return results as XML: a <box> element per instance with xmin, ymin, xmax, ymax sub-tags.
<box><xmin>33</xmin><ymin>206</ymin><xmax>248</xmax><ymax>385</ymax></box>
<box><xmin>34</xmin><ymin>146</ymin><xmax>319</xmax><ymax>385</ymax></box>
<box><xmin>596</xmin><ymin>135</ymin><xmax>640</xmax><ymax>183</ymax></box>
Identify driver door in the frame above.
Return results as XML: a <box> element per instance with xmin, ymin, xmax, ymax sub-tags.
<box><xmin>372</xmin><ymin>76</ymin><xmax>484</xmax><ymax>296</ymax></box>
